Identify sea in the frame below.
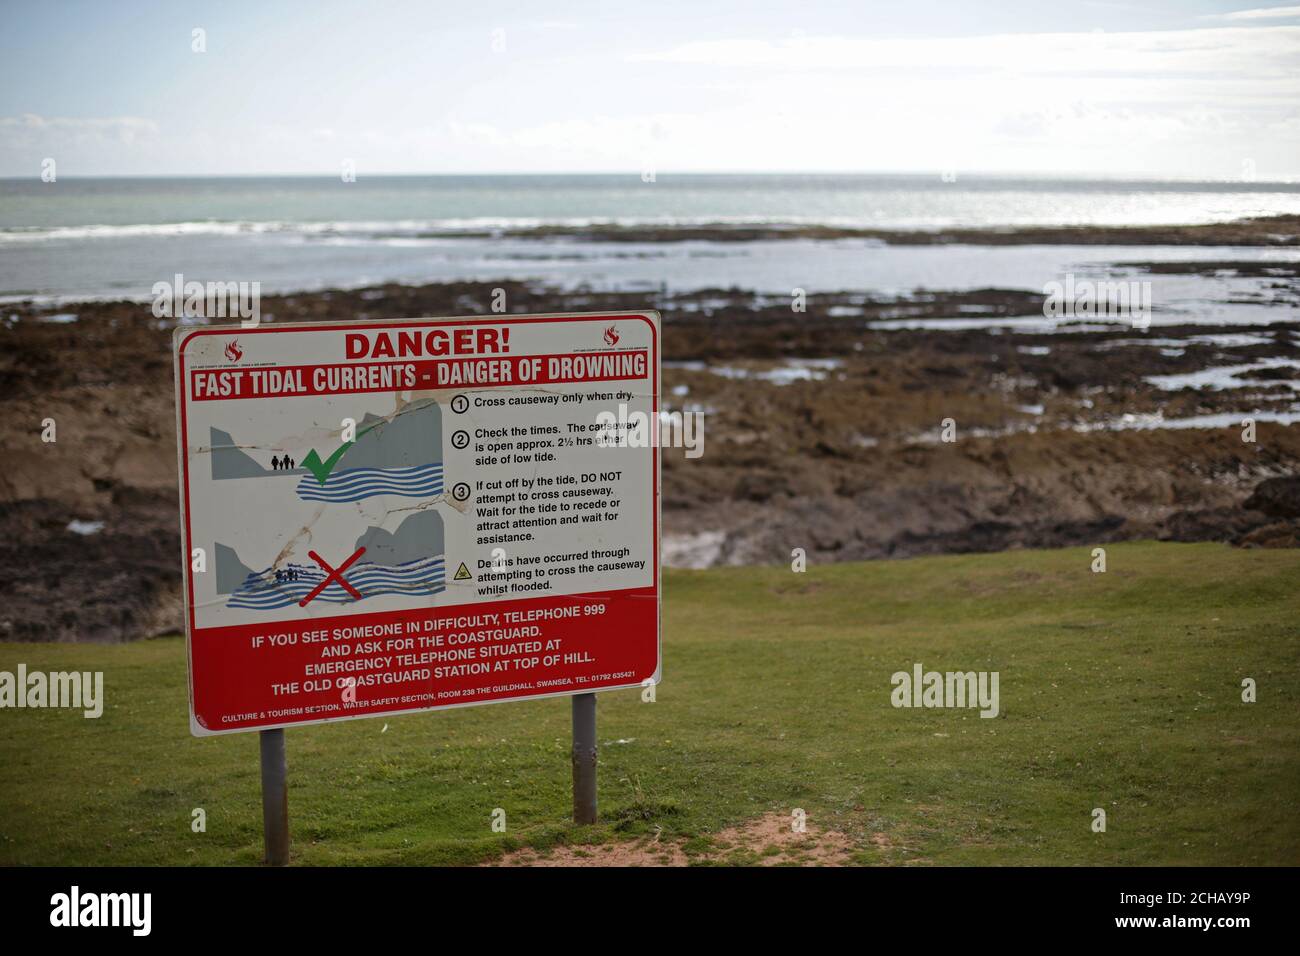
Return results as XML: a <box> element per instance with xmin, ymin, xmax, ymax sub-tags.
<box><xmin>3</xmin><ymin>174</ymin><xmax>1299</xmax><ymax>323</ymax></box>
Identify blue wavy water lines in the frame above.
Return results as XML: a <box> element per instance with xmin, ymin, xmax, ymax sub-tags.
<box><xmin>227</xmin><ymin>556</ymin><xmax>445</xmax><ymax>610</ymax></box>
<box><xmin>295</xmin><ymin>462</ymin><xmax>443</xmax><ymax>502</ymax></box>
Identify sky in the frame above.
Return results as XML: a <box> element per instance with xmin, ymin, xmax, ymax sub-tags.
<box><xmin>1</xmin><ymin>0</ymin><xmax>1298</xmax><ymax>179</ymax></box>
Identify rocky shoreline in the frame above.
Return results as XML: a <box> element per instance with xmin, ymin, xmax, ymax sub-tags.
<box><xmin>3</xmin><ymin>275</ymin><xmax>1298</xmax><ymax>641</ymax></box>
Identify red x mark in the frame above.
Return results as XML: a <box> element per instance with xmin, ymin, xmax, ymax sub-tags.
<box><xmin>299</xmin><ymin>547</ymin><xmax>367</xmax><ymax>607</ymax></box>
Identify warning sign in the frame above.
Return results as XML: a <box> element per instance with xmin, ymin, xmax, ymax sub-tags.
<box><xmin>174</xmin><ymin>313</ymin><xmax>661</xmax><ymax>735</ymax></box>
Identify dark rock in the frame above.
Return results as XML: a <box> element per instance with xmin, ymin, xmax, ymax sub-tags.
<box><xmin>1235</xmin><ymin>520</ymin><xmax>1300</xmax><ymax>549</ymax></box>
<box><xmin>1243</xmin><ymin>476</ymin><xmax>1300</xmax><ymax>519</ymax></box>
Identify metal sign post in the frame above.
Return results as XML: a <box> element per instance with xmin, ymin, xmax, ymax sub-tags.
<box><xmin>571</xmin><ymin>693</ymin><xmax>597</xmax><ymax>824</ymax></box>
<box><xmin>259</xmin><ymin>728</ymin><xmax>290</xmax><ymax>865</ymax></box>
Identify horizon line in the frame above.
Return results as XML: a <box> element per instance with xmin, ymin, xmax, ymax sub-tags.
<box><xmin>1</xmin><ymin>170</ymin><xmax>1298</xmax><ymax>185</ymax></box>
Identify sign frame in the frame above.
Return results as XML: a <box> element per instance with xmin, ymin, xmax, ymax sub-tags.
<box><xmin>173</xmin><ymin>311</ymin><xmax>661</xmax><ymax>737</ymax></box>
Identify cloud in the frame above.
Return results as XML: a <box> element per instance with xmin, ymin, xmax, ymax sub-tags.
<box><xmin>0</xmin><ymin>114</ymin><xmax>164</xmax><ymax>175</ymax></box>
<box><xmin>609</xmin><ymin>24</ymin><xmax>1300</xmax><ymax>177</ymax></box>
<box><xmin>4</xmin><ymin>21</ymin><xmax>1297</xmax><ymax>178</ymax></box>
<box><xmin>1</xmin><ymin>113</ymin><xmax>159</xmax><ymax>133</ymax></box>
<box><xmin>0</xmin><ymin>113</ymin><xmax>160</xmax><ymax>145</ymax></box>
<box><xmin>1203</xmin><ymin>5</ymin><xmax>1300</xmax><ymax>20</ymax></box>
<box><xmin>628</xmin><ymin>25</ymin><xmax>1300</xmax><ymax>79</ymax></box>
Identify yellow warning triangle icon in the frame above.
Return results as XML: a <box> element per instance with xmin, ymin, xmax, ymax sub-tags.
<box><xmin>453</xmin><ymin>562</ymin><xmax>472</xmax><ymax>581</ymax></box>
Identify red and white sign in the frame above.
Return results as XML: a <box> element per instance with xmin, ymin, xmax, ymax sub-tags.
<box><xmin>174</xmin><ymin>313</ymin><xmax>660</xmax><ymax>735</ymax></box>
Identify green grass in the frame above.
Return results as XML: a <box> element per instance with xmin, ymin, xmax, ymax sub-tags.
<box><xmin>2</xmin><ymin>541</ymin><xmax>1297</xmax><ymax>866</ymax></box>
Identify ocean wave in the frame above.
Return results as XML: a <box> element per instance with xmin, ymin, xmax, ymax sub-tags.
<box><xmin>0</xmin><ymin>214</ymin><xmax>1036</xmax><ymax>244</ymax></box>
<box><xmin>6</xmin><ymin>175</ymin><xmax>1300</xmax><ymax>247</ymax></box>
<box><xmin>296</xmin><ymin>463</ymin><xmax>443</xmax><ymax>503</ymax></box>
<box><xmin>0</xmin><ymin>212</ymin><xmax>1134</xmax><ymax>243</ymax></box>
<box><xmin>0</xmin><ymin>216</ymin><xmax>806</xmax><ymax>243</ymax></box>
<box><xmin>5</xmin><ymin>199</ymin><xmax>1300</xmax><ymax>246</ymax></box>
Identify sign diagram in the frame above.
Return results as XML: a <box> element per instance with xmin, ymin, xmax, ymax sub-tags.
<box><xmin>175</xmin><ymin>313</ymin><xmax>660</xmax><ymax>735</ymax></box>
<box><xmin>208</xmin><ymin>399</ymin><xmax>446</xmax><ymax>611</ymax></box>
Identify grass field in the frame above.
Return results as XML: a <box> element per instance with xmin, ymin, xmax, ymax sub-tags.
<box><xmin>1</xmin><ymin>541</ymin><xmax>1297</xmax><ymax>866</ymax></box>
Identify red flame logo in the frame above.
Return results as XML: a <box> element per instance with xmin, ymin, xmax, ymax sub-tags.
<box><xmin>224</xmin><ymin>339</ymin><xmax>243</xmax><ymax>362</ymax></box>
<box><xmin>603</xmin><ymin>325</ymin><xmax>619</xmax><ymax>346</ymax></box>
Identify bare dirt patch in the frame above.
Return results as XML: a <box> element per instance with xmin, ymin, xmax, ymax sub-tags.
<box><xmin>486</xmin><ymin>812</ymin><xmax>858</xmax><ymax>867</ymax></box>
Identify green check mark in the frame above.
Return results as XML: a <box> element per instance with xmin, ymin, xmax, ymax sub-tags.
<box><xmin>300</xmin><ymin>442</ymin><xmax>353</xmax><ymax>485</ymax></box>
<box><xmin>299</xmin><ymin>424</ymin><xmax>377</xmax><ymax>485</ymax></box>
